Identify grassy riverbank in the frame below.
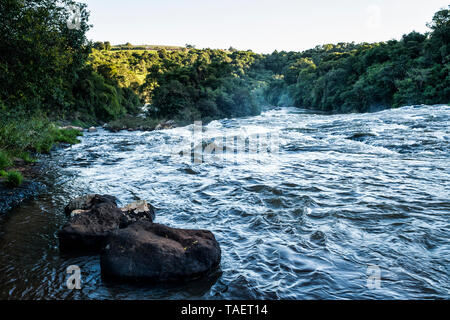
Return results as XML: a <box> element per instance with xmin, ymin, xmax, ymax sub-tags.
<box><xmin>0</xmin><ymin>116</ymin><xmax>82</xmax><ymax>187</ymax></box>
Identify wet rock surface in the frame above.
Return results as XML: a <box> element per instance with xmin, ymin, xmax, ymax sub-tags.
<box><xmin>58</xmin><ymin>201</ymin><xmax>126</xmax><ymax>253</ymax></box>
<box><xmin>59</xmin><ymin>195</ymin><xmax>156</xmax><ymax>253</ymax></box>
<box><xmin>58</xmin><ymin>194</ymin><xmax>221</xmax><ymax>283</ymax></box>
<box><xmin>101</xmin><ymin>220</ymin><xmax>221</xmax><ymax>282</ymax></box>
<box><xmin>64</xmin><ymin>194</ymin><xmax>118</xmax><ymax>216</ymax></box>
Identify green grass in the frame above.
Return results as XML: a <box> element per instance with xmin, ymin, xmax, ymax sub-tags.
<box><xmin>4</xmin><ymin>170</ymin><xmax>23</xmax><ymax>188</ymax></box>
<box><xmin>0</xmin><ymin>149</ymin><xmax>12</xmax><ymax>169</ymax></box>
<box><xmin>0</xmin><ymin>116</ymin><xmax>83</xmax><ymax>169</ymax></box>
<box><xmin>17</xmin><ymin>151</ymin><xmax>37</xmax><ymax>163</ymax></box>
<box><xmin>0</xmin><ymin>115</ymin><xmax>83</xmax><ymax>188</ymax></box>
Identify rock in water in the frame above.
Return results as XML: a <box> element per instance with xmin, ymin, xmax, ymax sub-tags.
<box><xmin>59</xmin><ymin>195</ymin><xmax>158</xmax><ymax>253</ymax></box>
<box><xmin>88</xmin><ymin>126</ymin><xmax>97</xmax><ymax>132</ymax></box>
<box><xmin>59</xmin><ymin>125</ymin><xmax>83</xmax><ymax>132</ymax></box>
<box><xmin>100</xmin><ymin>221</ymin><xmax>221</xmax><ymax>282</ymax></box>
<box><xmin>59</xmin><ymin>201</ymin><xmax>127</xmax><ymax>253</ymax></box>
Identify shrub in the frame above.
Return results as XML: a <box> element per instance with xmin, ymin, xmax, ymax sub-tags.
<box><xmin>18</xmin><ymin>152</ymin><xmax>36</xmax><ymax>163</ymax></box>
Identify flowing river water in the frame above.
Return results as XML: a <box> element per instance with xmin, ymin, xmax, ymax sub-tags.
<box><xmin>0</xmin><ymin>105</ymin><xmax>449</xmax><ymax>299</ymax></box>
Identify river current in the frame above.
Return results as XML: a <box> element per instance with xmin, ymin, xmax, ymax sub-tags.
<box><xmin>0</xmin><ymin>105</ymin><xmax>449</xmax><ymax>299</ymax></box>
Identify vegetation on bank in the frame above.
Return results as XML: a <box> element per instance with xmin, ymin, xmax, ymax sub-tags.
<box><xmin>262</xmin><ymin>7</ymin><xmax>450</xmax><ymax>112</ymax></box>
<box><xmin>88</xmin><ymin>47</ymin><xmax>264</xmax><ymax>122</ymax></box>
<box><xmin>0</xmin><ymin>0</ymin><xmax>449</xmax><ymax>185</ymax></box>
<box><xmin>88</xmin><ymin>6</ymin><xmax>449</xmax><ymax>116</ymax></box>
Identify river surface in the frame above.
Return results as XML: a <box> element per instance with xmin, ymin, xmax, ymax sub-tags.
<box><xmin>0</xmin><ymin>105</ymin><xmax>449</xmax><ymax>299</ymax></box>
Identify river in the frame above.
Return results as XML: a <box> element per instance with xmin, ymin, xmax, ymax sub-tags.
<box><xmin>0</xmin><ymin>105</ymin><xmax>449</xmax><ymax>299</ymax></box>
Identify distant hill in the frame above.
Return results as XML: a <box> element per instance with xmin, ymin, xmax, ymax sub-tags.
<box><xmin>111</xmin><ymin>44</ymin><xmax>185</xmax><ymax>51</ymax></box>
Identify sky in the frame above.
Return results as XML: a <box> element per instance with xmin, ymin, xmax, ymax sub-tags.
<box><xmin>80</xmin><ymin>0</ymin><xmax>449</xmax><ymax>53</ymax></box>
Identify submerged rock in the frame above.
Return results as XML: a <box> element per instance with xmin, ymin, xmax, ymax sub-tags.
<box><xmin>155</xmin><ymin>120</ymin><xmax>175</xmax><ymax>130</ymax></box>
<box><xmin>100</xmin><ymin>221</ymin><xmax>221</xmax><ymax>282</ymax></box>
<box><xmin>59</xmin><ymin>125</ymin><xmax>83</xmax><ymax>132</ymax></box>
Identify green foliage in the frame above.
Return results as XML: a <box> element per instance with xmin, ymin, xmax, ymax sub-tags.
<box><xmin>88</xmin><ymin>47</ymin><xmax>264</xmax><ymax>122</ymax></box>
<box><xmin>4</xmin><ymin>170</ymin><xmax>24</xmax><ymax>188</ymax></box>
<box><xmin>262</xmin><ymin>6</ymin><xmax>450</xmax><ymax>112</ymax></box>
<box><xmin>0</xmin><ymin>114</ymin><xmax>82</xmax><ymax>155</ymax></box>
<box><xmin>17</xmin><ymin>152</ymin><xmax>36</xmax><ymax>163</ymax></box>
<box><xmin>0</xmin><ymin>0</ymin><xmax>141</xmax><ymax>125</ymax></box>
<box><xmin>138</xmin><ymin>49</ymin><xmax>262</xmax><ymax>121</ymax></box>
<box><xmin>0</xmin><ymin>0</ymin><xmax>91</xmax><ymax>115</ymax></box>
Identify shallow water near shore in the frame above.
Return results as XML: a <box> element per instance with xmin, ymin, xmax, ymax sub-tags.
<box><xmin>0</xmin><ymin>105</ymin><xmax>449</xmax><ymax>299</ymax></box>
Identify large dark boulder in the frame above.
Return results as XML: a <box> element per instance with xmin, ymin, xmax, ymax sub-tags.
<box><xmin>100</xmin><ymin>221</ymin><xmax>221</xmax><ymax>282</ymax></box>
<box><xmin>59</xmin><ymin>202</ymin><xmax>128</xmax><ymax>253</ymax></box>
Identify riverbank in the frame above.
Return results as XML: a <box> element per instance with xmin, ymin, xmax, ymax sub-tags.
<box><xmin>0</xmin><ymin>118</ymin><xmax>84</xmax><ymax>214</ymax></box>
<box><xmin>0</xmin><ymin>157</ymin><xmax>46</xmax><ymax>214</ymax></box>
<box><xmin>103</xmin><ymin>115</ymin><xmax>178</xmax><ymax>132</ymax></box>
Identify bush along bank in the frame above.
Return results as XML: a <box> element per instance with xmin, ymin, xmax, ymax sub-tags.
<box><xmin>0</xmin><ymin>115</ymin><xmax>83</xmax><ymax>213</ymax></box>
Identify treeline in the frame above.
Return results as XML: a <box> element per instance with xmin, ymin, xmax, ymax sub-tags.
<box><xmin>0</xmin><ymin>0</ymin><xmax>141</xmax><ymax>180</ymax></box>
<box><xmin>89</xmin><ymin>48</ymin><xmax>265</xmax><ymax>122</ymax></box>
<box><xmin>1</xmin><ymin>0</ymin><xmax>449</xmax><ymax>135</ymax></box>
<box><xmin>88</xmin><ymin>6</ymin><xmax>450</xmax><ymax>118</ymax></box>
<box><xmin>262</xmin><ymin>6</ymin><xmax>450</xmax><ymax>112</ymax></box>
<box><xmin>92</xmin><ymin>42</ymin><xmax>185</xmax><ymax>52</ymax></box>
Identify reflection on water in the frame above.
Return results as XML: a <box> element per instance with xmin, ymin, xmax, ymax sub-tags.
<box><xmin>0</xmin><ymin>105</ymin><xmax>449</xmax><ymax>299</ymax></box>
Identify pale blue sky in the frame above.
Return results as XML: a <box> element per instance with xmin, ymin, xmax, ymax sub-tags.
<box><xmin>80</xmin><ymin>0</ymin><xmax>449</xmax><ymax>53</ymax></box>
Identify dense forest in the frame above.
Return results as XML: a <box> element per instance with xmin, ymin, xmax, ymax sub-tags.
<box><xmin>262</xmin><ymin>12</ymin><xmax>450</xmax><ymax>113</ymax></box>
<box><xmin>87</xmin><ymin>5</ymin><xmax>450</xmax><ymax>117</ymax></box>
<box><xmin>0</xmin><ymin>0</ymin><xmax>449</xmax><ymax>185</ymax></box>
